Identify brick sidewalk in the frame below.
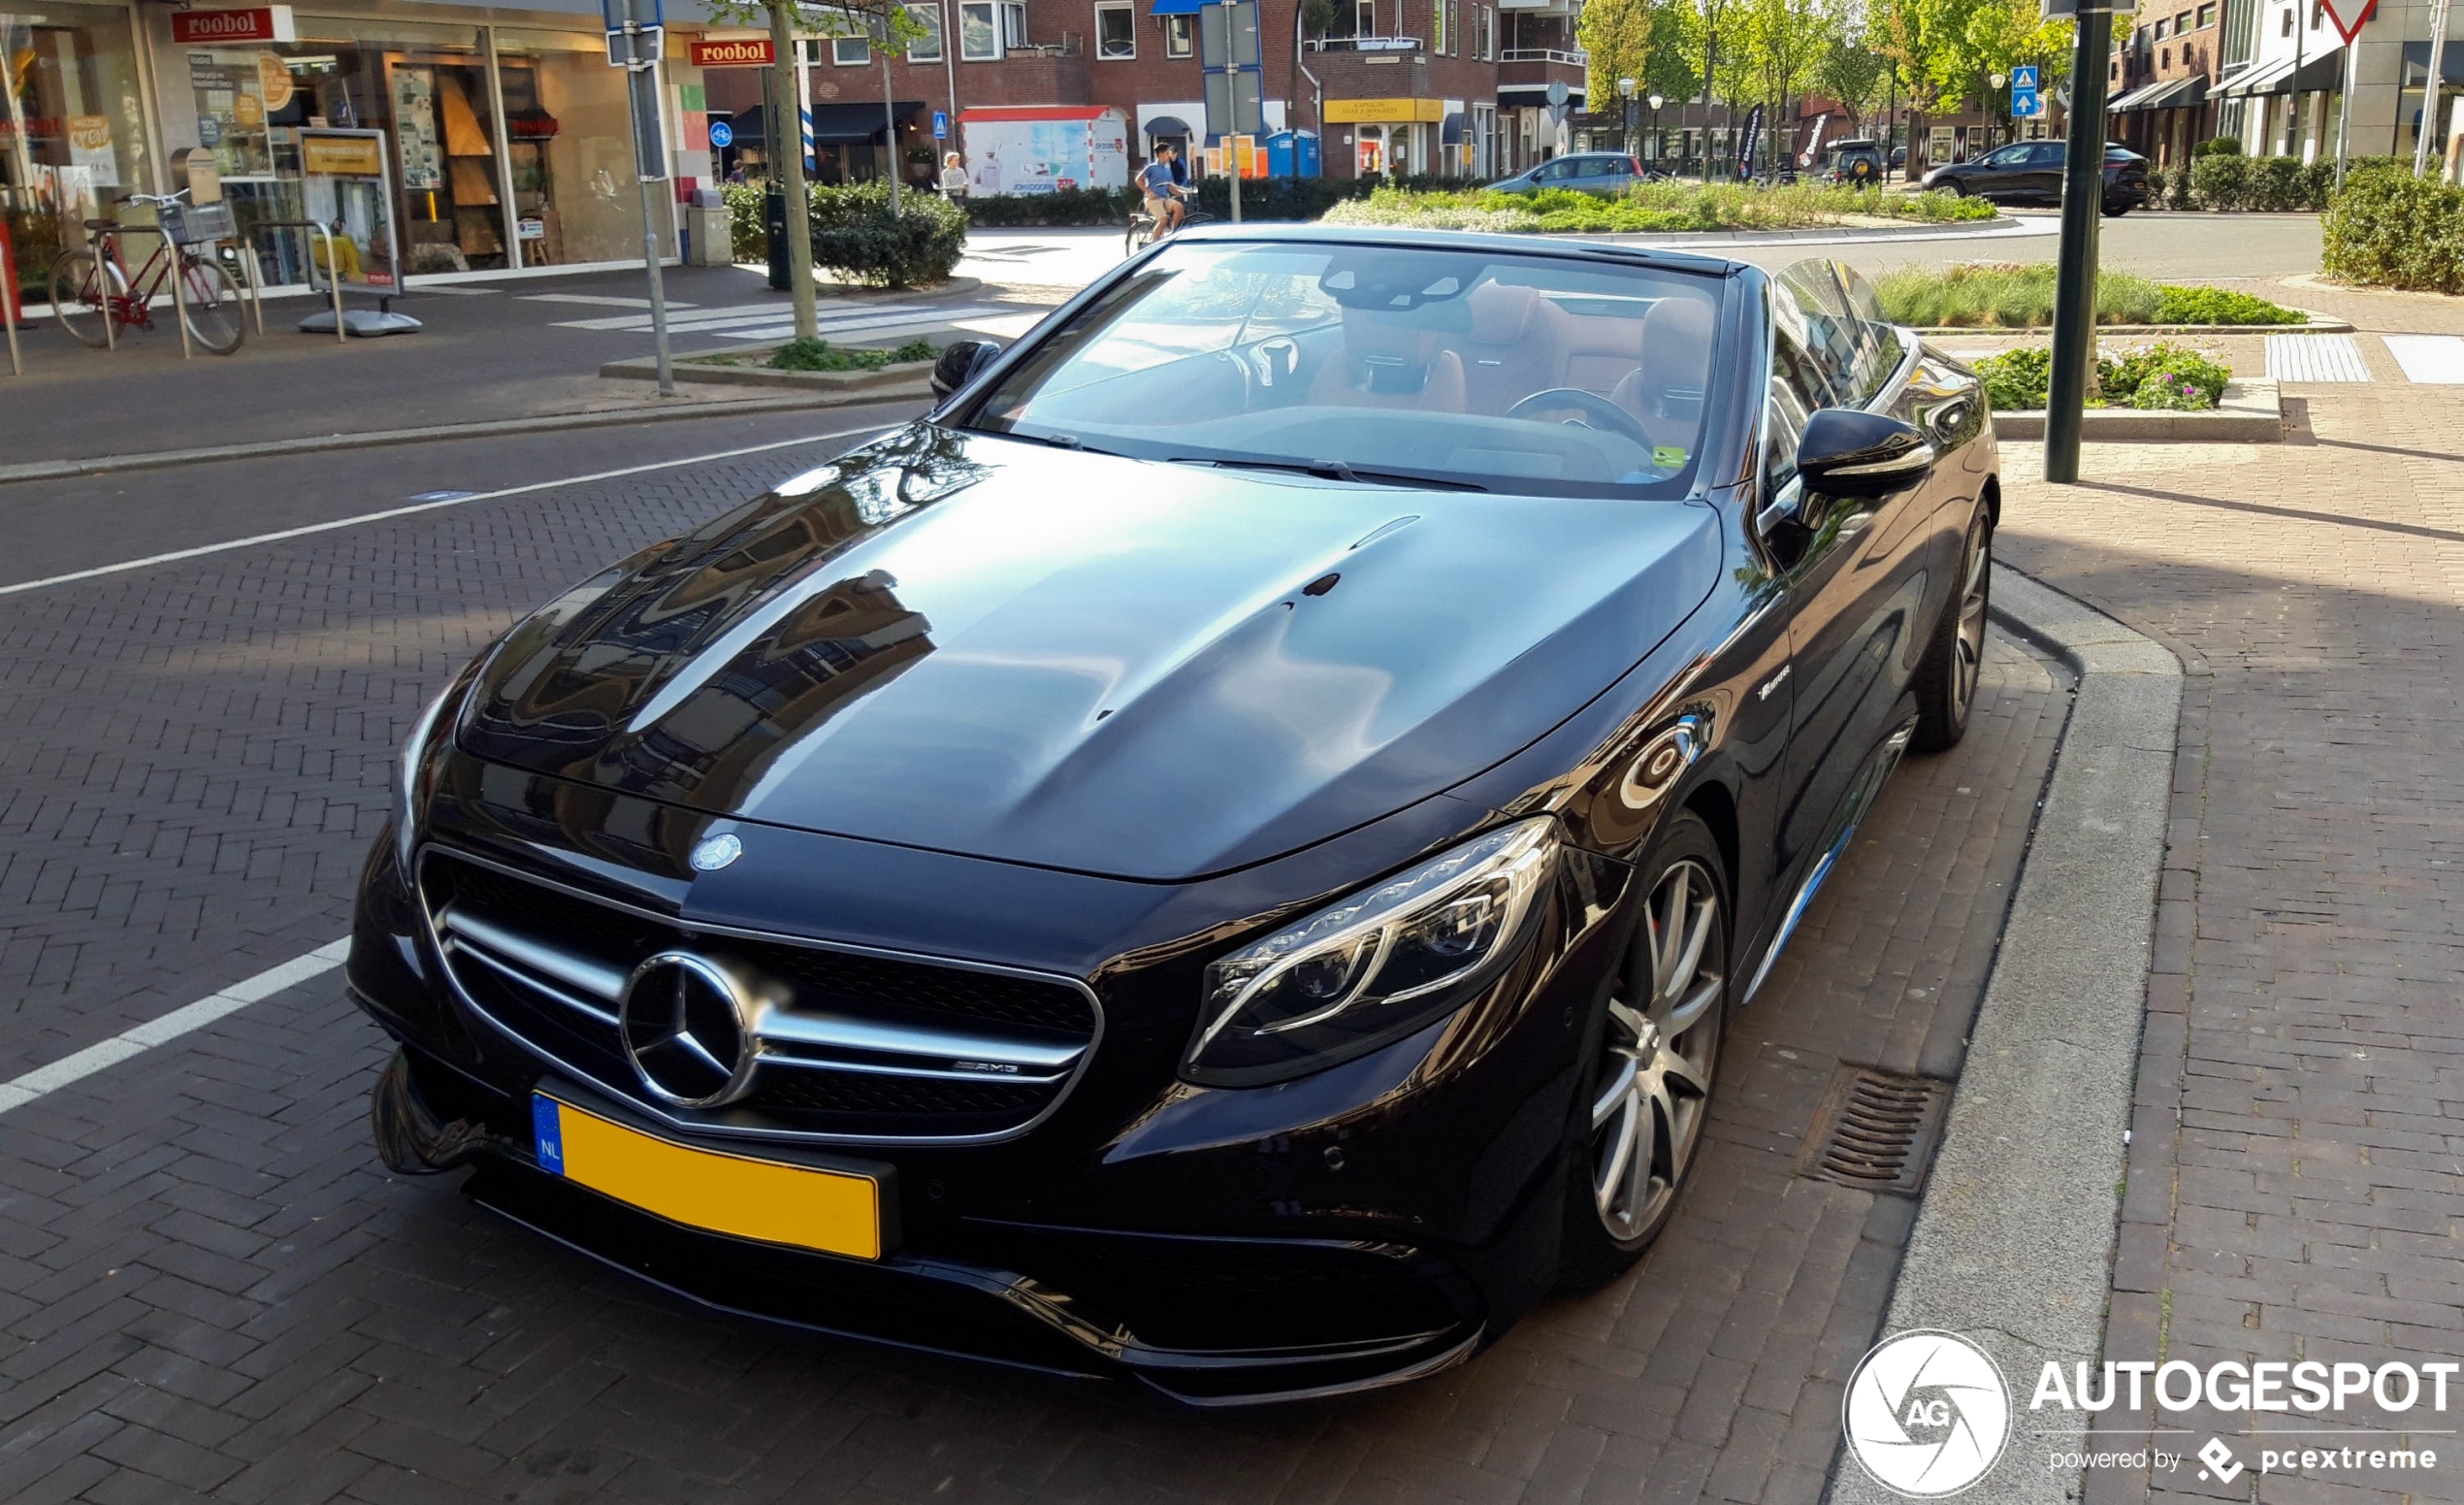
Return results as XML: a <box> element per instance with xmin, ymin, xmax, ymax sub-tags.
<box><xmin>0</xmin><ymin>417</ymin><xmax>2076</xmax><ymax>1504</ymax></box>
<box><xmin>1999</xmin><ymin>340</ymin><xmax>2464</xmax><ymax>1504</ymax></box>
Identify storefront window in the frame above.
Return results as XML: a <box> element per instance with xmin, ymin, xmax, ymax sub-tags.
<box><xmin>494</xmin><ymin>29</ymin><xmax>655</xmax><ymax>267</ymax></box>
<box><xmin>1</xmin><ymin>4</ymin><xmax>148</xmax><ymax>306</ymax></box>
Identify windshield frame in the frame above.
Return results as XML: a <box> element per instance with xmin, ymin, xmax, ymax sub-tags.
<box><xmin>935</xmin><ymin>232</ymin><xmax>1740</xmax><ymax>502</ymax></box>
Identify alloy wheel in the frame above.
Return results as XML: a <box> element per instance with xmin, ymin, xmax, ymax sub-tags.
<box><xmin>1588</xmin><ymin>857</ymin><xmax>1724</xmax><ymax>1242</ymax></box>
<box><xmin>1951</xmin><ymin>518</ymin><xmax>1992</xmax><ymax>723</ymax></box>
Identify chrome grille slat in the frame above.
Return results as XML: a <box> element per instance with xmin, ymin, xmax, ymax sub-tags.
<box><xmin>417</xmin><ymin>847</ymin><xmax>1102</xmax><ymax>1145</ymax></box>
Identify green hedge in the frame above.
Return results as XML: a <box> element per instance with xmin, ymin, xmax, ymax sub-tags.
<box><xmin>2173</xmin><ymin>152</ymin><xmax>2410</xmax><ymax>213</ymax></box>
<box><xmin>2322</xmin><ymin>163</ymin><xmax>2464</xmax><ymax>293</ymax></box>
<box><xmin>1971</xmin><ymin>340</ymin><xmax>2232</xmax><ymax>409</ymax></box>
<box><xmin>721</xmin><ymin>180</ymin><xmax>967</xmax><ymax>287</ymax></box>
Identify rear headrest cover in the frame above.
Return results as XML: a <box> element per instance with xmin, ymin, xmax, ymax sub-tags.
<box><xmin>1639</xmin><ymin>294</ymin><xmax>1717</xmax><ymax>385</ymax></box>
<box><xmin>1467</xmin><ymin>281</ymin><xmax>1540</xmax><ymax>345</ymax></box>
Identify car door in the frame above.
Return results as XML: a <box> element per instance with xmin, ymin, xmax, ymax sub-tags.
<box><xmin>1970</xmin><ymin>143</ymin><xmax>2033</xmax><ymax>202</ymax></box>
<box><xmin>1761</xmin><ymin>261</ymin><xmax>1946</xmax><ymax>934</ymax></box>
<box><xmin>2023</xmin><ymin>142</ymin><xmax>2067</xmax><ymax>203</ymax></box>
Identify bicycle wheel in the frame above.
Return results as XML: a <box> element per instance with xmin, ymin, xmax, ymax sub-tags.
<box><xmin>177</xmin><ymin>255</ymin><xmax>246</xmax><ymax>355</ymax></box>
<box><xmin>47</xmin><ymin>250</ymin><xmax>126</xmax><ymax>348</ymax></box>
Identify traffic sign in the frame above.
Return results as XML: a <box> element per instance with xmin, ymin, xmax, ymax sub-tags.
<box><xmin>707</xmin><ymin>118</ymin><xmax>733</xmax><ymax>148</ymax></box>
<box><xmin>2012</xmin><ymin>65</ymin><xmax>2039</xmax><ymax>90</ymax></box>
<box><xmin>602</xmin><ymin>0</ymin><xmax>661</xmax><ymax>30</ymax></box>
<box><xmin>2319</xmin><ymin>0</ymin><xmax>2373</xmax><ymax>42</ymax></box>
<box><xmin>932</xmin><ymin>110</ymin><xmax>949</xmax><ymax>140</ymax></box>
<box><xmin>2012</xmin><ymin>87</ymin><xmax>2044</xmax><ymax>116</ymax></box>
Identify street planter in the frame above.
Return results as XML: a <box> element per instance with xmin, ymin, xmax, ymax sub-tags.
<box><xmin>1990</xmin><ymin>377</ymin><xmax>2283</xmax><ymax>442</ymax></box>
<box><xmin>599</xmin><ymin>345</ymin><xmax>937</xmax><ymax>395</ymax></box>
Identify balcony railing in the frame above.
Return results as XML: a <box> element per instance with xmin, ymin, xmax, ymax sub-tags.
<box><xmin>1499</xmin><ymin>47</ymin><xmax>1586</xmax><ymax>64</ymax></box>
<box><xmin>1305</xmin><ymin>34</ymin><xmax>1424</xmax><ymax>51</ymax></box>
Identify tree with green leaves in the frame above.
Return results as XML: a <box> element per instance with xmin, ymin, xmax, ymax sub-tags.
<box><xmin>1579</xmin><ymin>0</ymin><xmax>1656</xmax><ymax>154</ymax></box>
<box><xmin>1736</xmin><ymin>0</ymin><xmax>1824</xmax><ymax>172</ymax></box>
<box><xmin>1805</xmin><ymin>0</ymin><xmax>1888</xmax><ymax>136</ymax></box>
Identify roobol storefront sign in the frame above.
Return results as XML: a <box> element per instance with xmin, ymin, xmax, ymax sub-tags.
<box><xmin>169</xmin><ymin>6</ymin><xmax>298</xmax><ymax>45</ymax></box>
<box><xmin>688</xmin><ymin>36</ymin><xmax>774</xmax><ymax>67</ymax></box>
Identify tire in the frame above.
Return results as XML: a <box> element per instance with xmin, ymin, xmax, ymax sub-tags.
<box><xmin>1910</xmin><ymin>502</ymin><xmax>1994</xmax><ymax>753</ymax></box>
<box><xmin>1941</xmin><ymin>180</ymin><xmax>1968</xmax><ymax>196</ymax></box>
<box><xmin>1557</xmin><ymin>811</ymin><xmax>1731</xmax><ymax>1291</ymax></box>
<box><xmin>177</xmin><ymin>255</ymin><xmax>246</xmax><ymax>355</ymax></box>
<box><xmin>47</xmin><ymin>250</ymin><xmax>125</xmax><ymax>348</ymax></box>
<box><xmin>2101</xmin><ymin>201</ymin><xmax>2131</xmax><ymax>218</ymax></box>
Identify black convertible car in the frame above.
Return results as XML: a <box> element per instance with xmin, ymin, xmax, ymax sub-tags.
<box><xmin>350</xmin><ymin>228</ymin><xmax>1998</xmax><ymax>1403</ymax></box>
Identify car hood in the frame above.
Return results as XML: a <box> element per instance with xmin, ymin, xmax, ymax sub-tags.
<box><xmin>457</xmin><ymin>425</ymin><xmax>1721</xmax><ymax>881</ymax></box>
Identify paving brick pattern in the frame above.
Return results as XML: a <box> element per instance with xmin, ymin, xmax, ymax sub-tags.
<box><xmin>0</xmin><ymin>428</ymin><xmax>2071</xmax><ymax>1503</ymax></box>
<box><xmin>1998</xmin><ymin>351</ymin><xmax>2464</xmax><ymax>1503</ymax></box>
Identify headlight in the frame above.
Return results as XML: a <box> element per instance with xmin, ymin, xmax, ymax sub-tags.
<box><xmin>1183</xmin><ymin>818</ymin><xmax>1558</xmax><ymax>1087</ymax></box>
<box><xmin>392</xmin><ymin>679</ymin><xmax>460</xmax><ymax>881</ymax></box>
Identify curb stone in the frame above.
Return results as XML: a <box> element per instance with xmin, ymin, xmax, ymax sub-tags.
<box><xmin>1827</xmin><ymin>566</ymin><xmax>2182</xmax><ymax>1505</ymax></box>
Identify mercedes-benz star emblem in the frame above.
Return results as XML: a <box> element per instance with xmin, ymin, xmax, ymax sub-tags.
<box><xmin>689</xmin><ymin>833</ymin><xmax>742</xmax><ymax>872</ymax></box>
<box><xmin>618</xmin><ymin>952</ymin><xmax>757</xmax><ymax>1108</ymax></box>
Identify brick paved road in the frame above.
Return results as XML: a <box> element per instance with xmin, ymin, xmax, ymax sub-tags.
<box><xmin>0</xmin><ymin>413</ymin><xmax>2072</xmax><ymax>1503</ymax></box>
<box><xmin>2000</xmin><ymin>336</ymin><xmax>2464</xmax><ymax>1504</ymax></box>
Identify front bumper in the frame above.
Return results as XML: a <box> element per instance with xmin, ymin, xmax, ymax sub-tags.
<box><xmin>377</xmin><ymin>1038</ymin><xmax>1494</xmax><ymax>1403</ymax></box>
<box><xmin>348</xmin><ymin>773</ymin><xmax>1637</xmax><ymax>1402</ymax></box>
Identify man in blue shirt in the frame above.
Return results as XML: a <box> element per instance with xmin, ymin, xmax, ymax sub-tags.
<box><xmin>1139</xmin><ymin>145</ymin><xmax>1191</xmax><ymax>240</ymax></box>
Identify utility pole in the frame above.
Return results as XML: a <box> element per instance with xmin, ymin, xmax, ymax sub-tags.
<box><xmin>2044</xmin><ymin>0</ymin><xmax>2116</xmax><ymax>484</ymax></box>
<box><xmin>768</xmin><ymin>2</ymin><xmax>819</xmax><ymax>341</ymax></box>
<box><xmin>879</xmin><ymin>16</ymin><xmax>902</xmax><ymax>213</ymax></box>
<box><xmin>2333</xmin><ymin>16</ymin><xmax>2357</xmax><ymax>185</ymax></box>
<box><xmin>2418</xmin><ymin>0</ymin><xmax>2451</xmax><ymax>175</ymax></box>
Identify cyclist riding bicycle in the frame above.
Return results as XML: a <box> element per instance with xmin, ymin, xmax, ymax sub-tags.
<box><xmin>1139</xmin><ymin>146</ymin><xmax>1191</xmax><ymax>240</ymax></box>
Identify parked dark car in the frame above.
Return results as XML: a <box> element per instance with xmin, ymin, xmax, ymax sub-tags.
<box><xmin>1921</xmin><ymin>140</ymin><xmax>2149</xmax><ymax>214</ymax></box>
<box><xmin>352</xmin><ymin>228</ymin><xmax>1999</xmax><ymax>1404</ymax></box>
<box><xmin>1820</xmin><ymin>138</ymin><xmax>1886</xmax><ymax>185</ymax></box>
<box><xmin>1487</xmin><ymin>150</ymin><xmax>1650</xmax><ymax>195</ymax></box>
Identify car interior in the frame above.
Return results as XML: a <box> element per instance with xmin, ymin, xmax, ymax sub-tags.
<box><xmin>972</xmin><ymin>245</ymin><xmax>1722</xmax><ymax>494</ymax></box>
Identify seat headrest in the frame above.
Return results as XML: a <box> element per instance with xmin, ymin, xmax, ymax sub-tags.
<box><xmin>1639</xmin><ymin>295</ymin><xmax>1716</xmax><ymax>379</ymax></box>
<box><xmin>1468</xmin><ymin>281</ymin><xmax>1540</xmax><ymax>345</ymax></box>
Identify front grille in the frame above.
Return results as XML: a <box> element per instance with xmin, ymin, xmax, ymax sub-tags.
<box><xmin>421</xmin><ymin>849</ymin><xmax>1099</xmax><ymax>1143</ymax></box>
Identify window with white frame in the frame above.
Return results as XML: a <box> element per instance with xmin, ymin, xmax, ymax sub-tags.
<box><xmin>1354</xmin><ymin>0</ymin><xmax>1376</xmax><ymax>35</ymax></box>
<box><xmin>1003</xmin><ymin>0</ymin><xmax>1029</xmax><ymax>48</ymax></box>
<box><xmin>959</xmin><ymin>0</ymin><xmax>999</xmax><ymax>56</ymax></box>
<box><xmin>907</xmin><ymin>4</ymin><xmax>943</xmax><ymax>59</ymax></box>
<box><xmin>1165</xmin><ymin>12</ymin><xmax>1193</xmax><ymax>54</ymax></box>
<box><xmin>1432</xmin><ymin>0</ymin><xmax>1445</xmax><ymax>51</ymax></box>
<box><xmin>832</xmin><ymin>32</ymin><xmax>871</xmax><ymax>64</ymax></box>
<box><xmin>1095</xmin><ymin>0</ymin><xmax>1134</xmax><ymax>57</ymax></box>
<box><xmin>1449</xmin><ymin>0</ymin><xmax>1461</xmax><ymax>53</ymax></box>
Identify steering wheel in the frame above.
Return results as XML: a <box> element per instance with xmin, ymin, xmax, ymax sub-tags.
<box><xmin>1506</xmin><ymin>387</ymin><xmax>1656</xmax><ymax>448</ymax></box>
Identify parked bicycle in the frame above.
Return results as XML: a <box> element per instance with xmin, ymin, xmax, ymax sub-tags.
<box><xmin>1124</xmin><ymin>207</ymin><xmax>1217</xmax><ymax>257</ymax></box>
<box><xmin>48</xmin><ymin>190</ymin><xmax>247</xmax><ymax>356</ymax></box>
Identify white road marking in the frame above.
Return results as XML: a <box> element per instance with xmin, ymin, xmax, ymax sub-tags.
<box><xmin>0</xmin><ymin>939</ymin><xmax>350</xmax><ymax>1116</ymax></box>
<box><xmin>0</xmin><ymin>422</ymin><xmax>899</xmax><ymax>599</ymax></box>
<box><xmin>553</xmin><ymin>300</ymin><xmax>927</xmax><ymax>332</ymax></box>
<box><xmin>522</xmin><ymin>293</ymin><xmax>701</xmax><ymax>310</ymax></box>
<box><xmin>2382</xmin><ymin>334</ymin><xmax>2464</xmax><ymax>383</ymax></box>
<box><xmin>2265</xmin><ymin>334</ymin><xmax>2371</xmax><ymax>382</ymax></box>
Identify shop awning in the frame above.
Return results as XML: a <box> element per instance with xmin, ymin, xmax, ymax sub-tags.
<box><xmin>1151</xmin><ymin>0</ymin><xmax>1210</xmax><ymax>14</ymax></box>
<box><xmin>2288</xmin><ymin>49</ymin><xmax>2348</xmax><ymax>92</ymax></box>
<box><xmin>1145</xmin><ymin>115</ymin><xmax>1193</xmax><ymax>137</ymax></box>
<box><xmin>2400</xmin><ymin>40</ymin><xmax>2464</xmax><ymax>84</ymax></box>
<box><xmin>1441</xmin><ymin>111</ymin><xmax>1466</xmax><ymax>144</ymax></box>
<box><xmin>2213</xmin><ymin>57</ymin><xmax>2291</xmax><ymax>97</ymax></box>
<box><xmin>2110</xmin><ymin>75</ymin><xmax>2205</xmax><ymax>112</ymax></box>
<box><xmin>728</xmin><ymin>104</ymin><xmax>767</xmax><ymax>146</ymax></box>
<box><xmin>806</xmin><ymin>100</ymin><xmax>925</xmax><ymax>145</ymax></box>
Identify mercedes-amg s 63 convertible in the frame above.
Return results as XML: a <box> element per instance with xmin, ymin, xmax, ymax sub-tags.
<box><xmin>349</xmin><ymin>228</ymin><xmax>1998</xmax><ymax>1404</ymax></box>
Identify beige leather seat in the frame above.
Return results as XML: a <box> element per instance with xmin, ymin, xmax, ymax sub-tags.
<box><xmin>1455</xmin><ymin>282</ymin><xmax>1565</xmax><ymax>414</ymax></box>
<box><xmin>1610</xmin><ymin>295</ymin><xmax>1718</xmax><ymax>451</ymax></box>
<box><xmin>1308</xmin><ymin>308</ymin><xmax>1468</xmax><ymax>412</ymax></box>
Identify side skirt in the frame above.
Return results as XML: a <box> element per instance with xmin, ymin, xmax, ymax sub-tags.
<box><xmin>1739</xmin><ymin>719</ymin><xmax>1918</xmax><ymax>1005</ymax></box>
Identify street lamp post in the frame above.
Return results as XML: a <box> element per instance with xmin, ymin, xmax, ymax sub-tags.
<box><xmin>1990</xmin><ymin>71</ymin><xmax>2007</xmax><ymax>147</ymax></box>
<box><xmin>1648</xmin><ymin>92</ymin><xmax>1664</xmax><ymax>167</ymax></box>
<box><xmin>2045</xmin><ymin>0</ymin><xmax>2116</xmax><ymax>484</ymax></box>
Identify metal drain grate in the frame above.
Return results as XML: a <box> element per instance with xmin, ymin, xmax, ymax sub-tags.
<box><xmin>1798</xmin><ymin>1065</ymin><xmax>1951</xmax><ymax>1194</ymax></box>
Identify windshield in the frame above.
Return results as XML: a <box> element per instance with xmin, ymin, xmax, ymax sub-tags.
<box><xmin>956</xmin><ymin>240</ymin><xmax>1725</xmax><ymax>499</ymax></box>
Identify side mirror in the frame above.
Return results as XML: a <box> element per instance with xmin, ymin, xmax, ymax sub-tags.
<box><xmin>930</xmin><ymin>340</ymin><xmax>1003</xmax><ymax>401</ymax></box>
<box><xmin>1795</xmin><ymin>409</ymin><xmax>1935</xmax><ymax>499</ymax></box>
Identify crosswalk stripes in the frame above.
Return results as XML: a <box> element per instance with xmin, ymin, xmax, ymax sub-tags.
<box><xmin>2264</xmin><ymin>334</ymin><xmax>2372</xmax><ymax>382</ymax></box>
<box><xmin>2380</xmin><ymin>334</ymin><xmax>2464</xmax><ymax>383</ymax></box>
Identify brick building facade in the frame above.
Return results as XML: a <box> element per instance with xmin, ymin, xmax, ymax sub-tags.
<box><xmin>698</xmin><ymin>0</ymin><xmax>1588</xmax><ymax>186</ymax></box>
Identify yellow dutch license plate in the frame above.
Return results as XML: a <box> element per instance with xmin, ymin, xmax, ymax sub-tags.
<box><xmin>532</xmin><ymin>1095</ymin><xmax>883</xmax><ymax>1260</ymax></box>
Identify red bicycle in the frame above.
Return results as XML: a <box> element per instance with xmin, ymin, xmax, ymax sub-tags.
<box><xmin>48</xmin><ymin>190</ymin><xmax>246</xmax><ymax>355</ymax></box>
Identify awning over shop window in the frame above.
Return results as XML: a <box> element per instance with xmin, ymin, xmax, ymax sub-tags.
<box><xmin>2111</xmin><ymin>75</ymin><xmax>2206</xmax><ymax>112</ymax></box>
<box><xmin>806</xmin><ymin>100</ymin><xmax>926</xmax><ymax>145</ymax></box>
<box><xmin>729</xmin><ymin>104</ymin><xmax>767</xmax><ymax>144</ymax></box>
<box><xmin>2213</xmin><ymin>57</ymin><xmax>2291</xmax><ymax>97</ymax></box>
<box><xmin>2288</xmin><ymin>49</ymin><xmax>2347</xmax><ymax>92</ymax></box>
<box><xmin>1151</xmin><ymin>0</ymin><xmax>1210</xmax><ymax>14</ymax></box>
<box><xmin>1440</xmin><ymin>111</ymin><xmax>1466</xmax><ymax>144</ymax></box>
<box><xmin>1146</xmin><ymin>115</ymin><xmax>1193</xmax><ymax>137</ymax></box>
